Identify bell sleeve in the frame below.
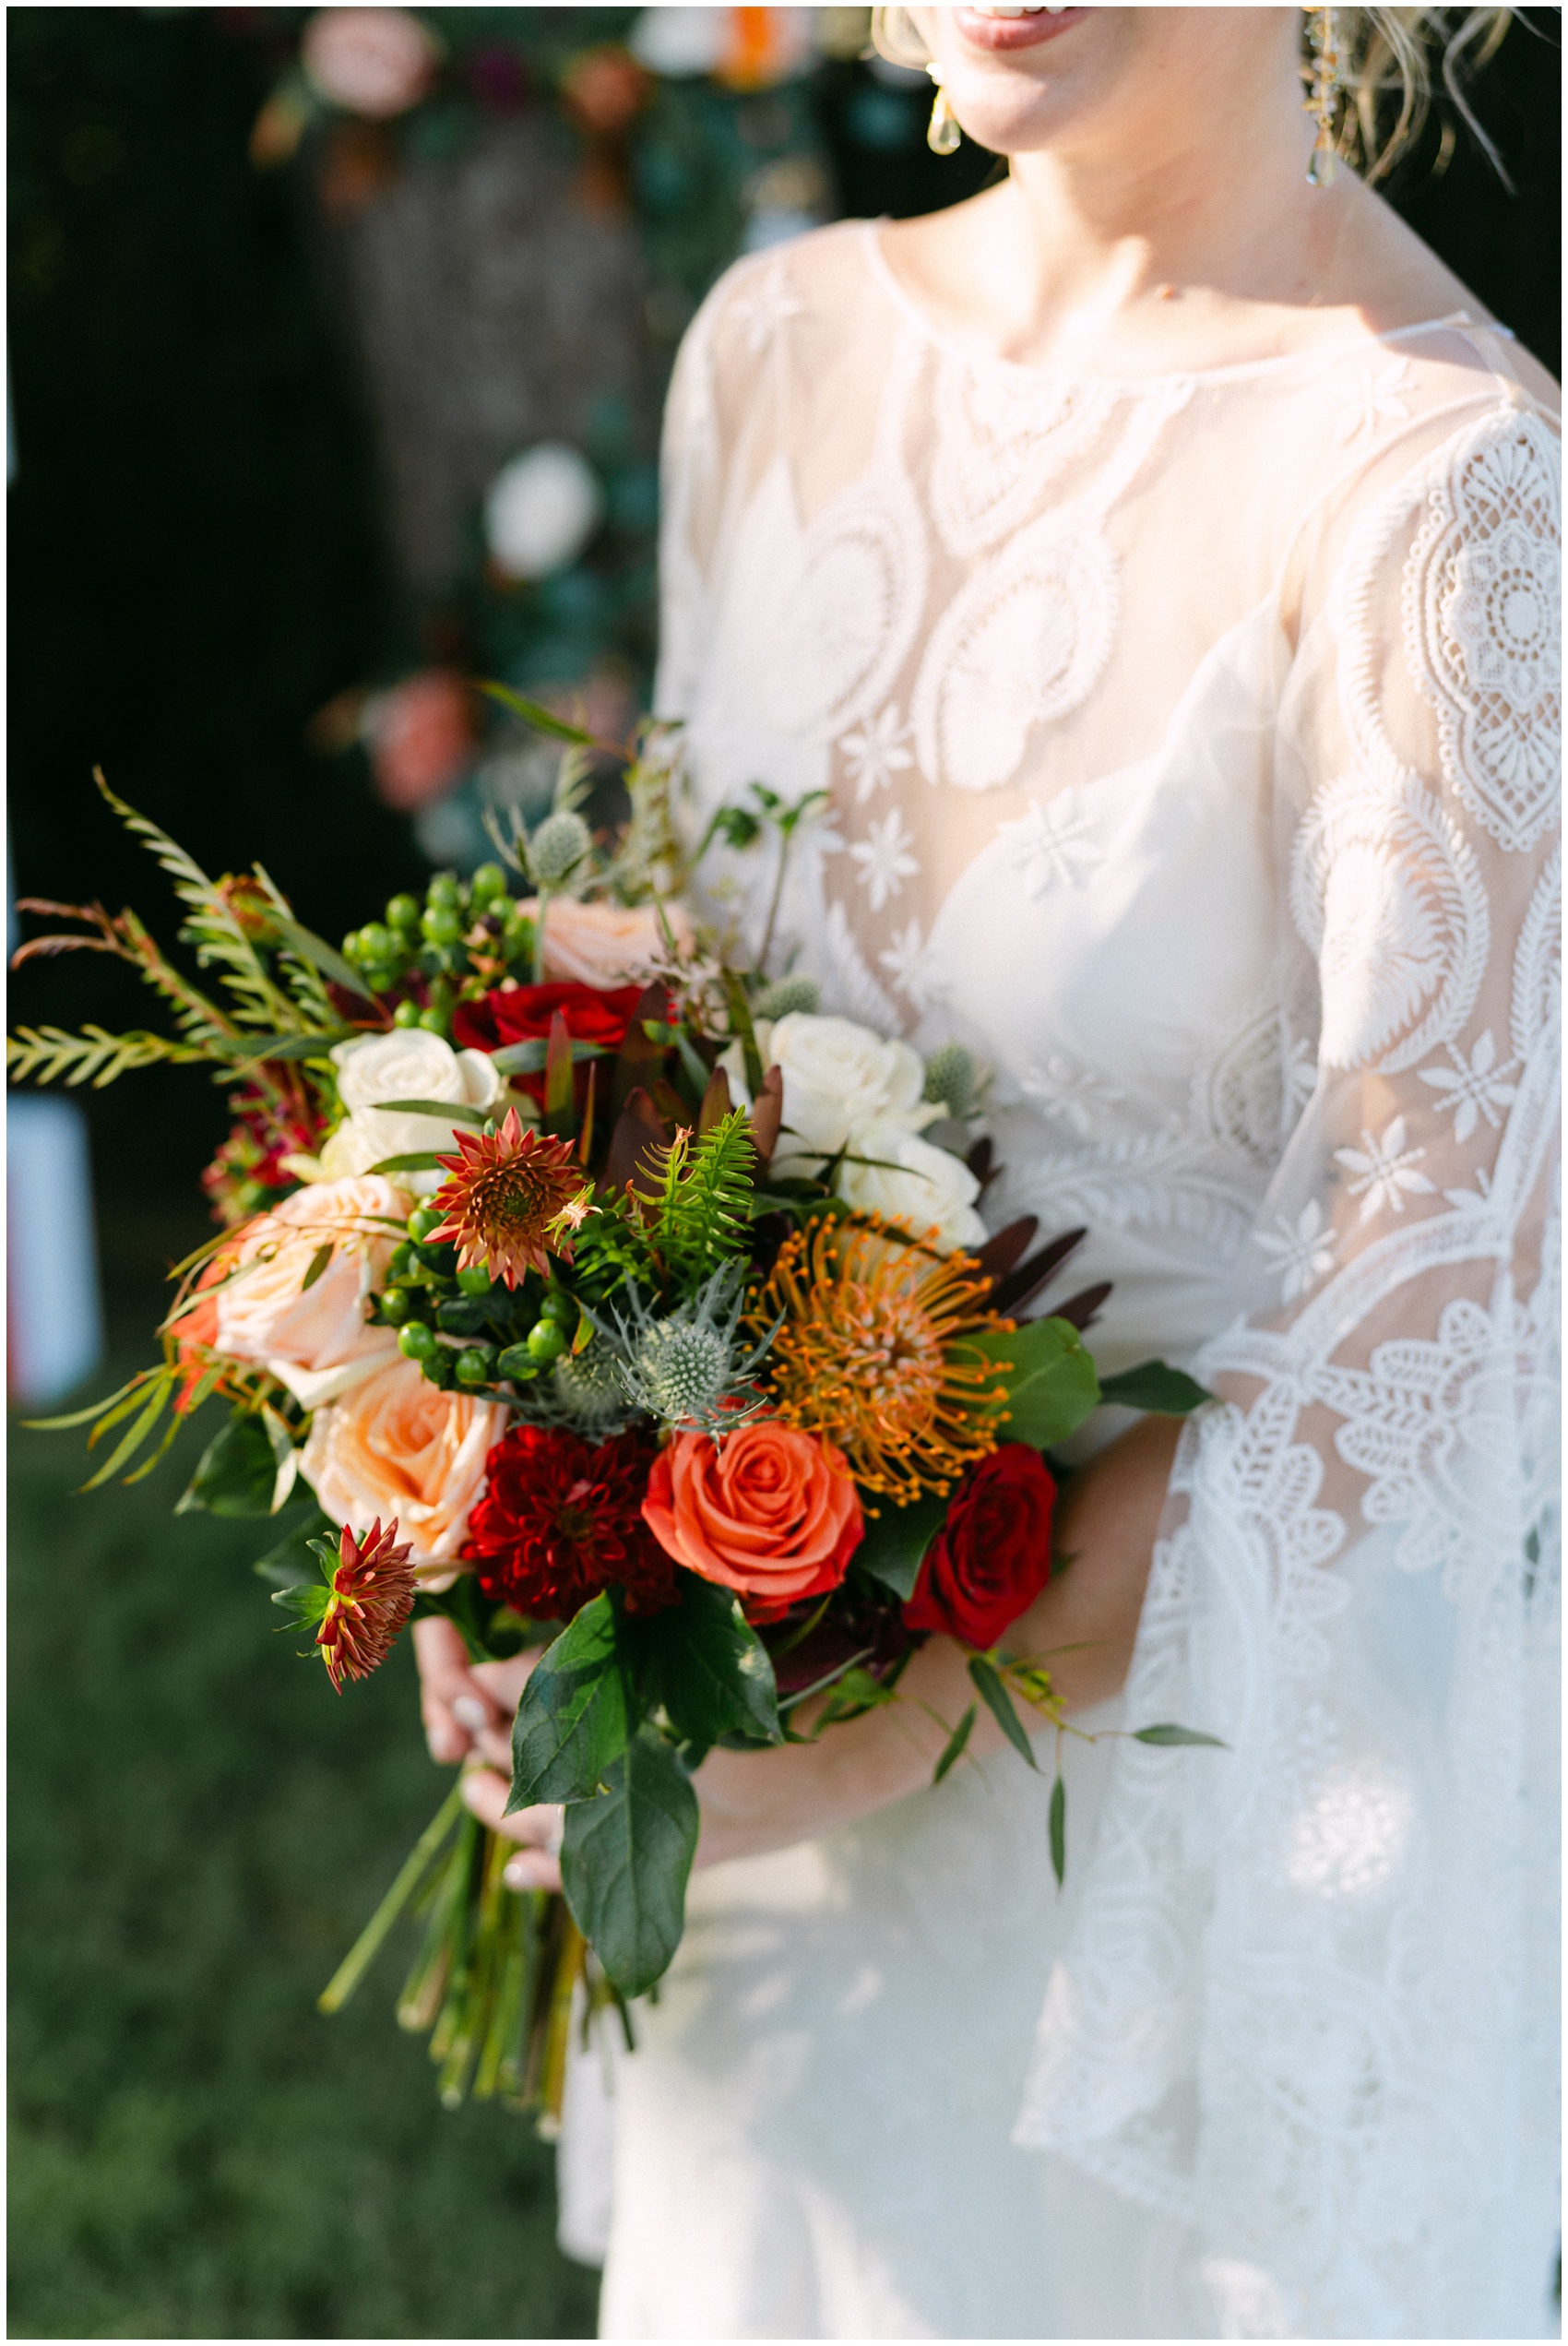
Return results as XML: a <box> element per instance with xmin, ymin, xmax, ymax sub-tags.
<box><xmin>1016</xmin><ymin>394</ymin><xmax>1562</xmax><ymax>2339</ymax></box>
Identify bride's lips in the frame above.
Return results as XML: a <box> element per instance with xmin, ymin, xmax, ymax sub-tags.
<box><xmin>951</xmin><ymin>6</ymin><xmax>1091</xmax><ymax>53</ymax></box>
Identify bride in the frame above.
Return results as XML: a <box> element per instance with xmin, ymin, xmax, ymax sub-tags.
<box><xmin>422</xmin><ymin>6</ymin><xmax>1561</xmax><ymax>2335</ymax></box>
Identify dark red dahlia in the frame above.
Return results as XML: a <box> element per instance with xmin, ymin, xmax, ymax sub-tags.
<box><xmin>461</xmin><ymin>1424</ymin><xmax>677</xmax><ymax>1620</ymax></box>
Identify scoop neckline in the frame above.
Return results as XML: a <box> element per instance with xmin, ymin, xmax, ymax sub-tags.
<box><xmin>860</xmin><ymin>219</ymin><xmax>1500</xmax><ymax>390</ymax></box>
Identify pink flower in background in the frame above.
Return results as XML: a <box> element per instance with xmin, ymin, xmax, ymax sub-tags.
<box><xmin>362</xmin><ymin>669</ymin><xmax>474</xmax><ymax>810</ymax></box>
<box><xmin>301</xmin><ymin>8</ymin><xmax>437</xmax><ymax>118</ymax></box>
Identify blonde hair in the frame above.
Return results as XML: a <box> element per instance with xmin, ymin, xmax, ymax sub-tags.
<box><xmin>870</xmin><ymin>7</ymin><xmax>1515</xmax><ymax>185</ymax></box>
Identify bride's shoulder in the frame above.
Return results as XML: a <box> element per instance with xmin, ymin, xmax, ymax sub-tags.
<box><xmin>683</xmin><ymin>219</ymin><xmax>889</xmax><ymax>365</ymax></box>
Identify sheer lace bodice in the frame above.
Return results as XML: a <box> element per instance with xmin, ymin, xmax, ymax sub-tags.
<box><xmin>590</xmin><ymin>221</ymin><xmax>1561</xmax><ymax>2340</ymax></box>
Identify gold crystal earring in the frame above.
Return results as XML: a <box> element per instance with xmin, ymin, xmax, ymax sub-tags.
<box><xmin>1303</xmin><ymin>6</ymin><xmax>1343</xmax><ymax>185</ymax></box>
<box><xmin>925</xmin><ymin>64</ymin><xmax>961</xmax><ymax>157</ymax></box>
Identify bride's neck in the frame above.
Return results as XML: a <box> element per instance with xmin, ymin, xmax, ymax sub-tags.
<box><xmin>917</xmin><ymin>59</ymin><xmax>1368</xmax><ymax>373</ymax></box>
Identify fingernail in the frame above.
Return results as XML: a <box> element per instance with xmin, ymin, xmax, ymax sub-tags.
<box><xmin>503</xmin><ymin>1857</ymin><xmax>534</xmax><ymax>1890</ymax></box>
<box><xmin>452</xmin><ymin>1696</ymin><xmax>489</xmax><ymax>1733</ymax></box>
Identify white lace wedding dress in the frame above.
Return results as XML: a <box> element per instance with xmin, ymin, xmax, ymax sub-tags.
<box><xmin>572</xmin><ymin>220</ymin><xmax>1561</xmax><ymax>2340</ymax></box>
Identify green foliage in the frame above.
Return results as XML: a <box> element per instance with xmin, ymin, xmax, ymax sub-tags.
<box><xmin>1050</xmin><ymin>1772</ymin><xmax>1067</xmax><ymax>1888</ymax></box>
<box><xmin>853</xmin><ymin>1490</ymin><xmax>946</xmax><ymax>1602</ymax></box>
<box><xmin>639</xmin><ymin>1108</ymin><xmax>756</xmax><ymax>1295</ymax></box>
<box><xmin>1131</xmin><ymin>1723</ymin><xmax>1229</xmax><ymax>1748</ymax></box>
<box><xmin>968</xmin><ymin>1316</ymin><xmax>1102</xmax><ymax>1448</ymax></box>
<box><xmin>1098</xmin><ymin>1360</ymin><xmax>1215</xmax><ymax>1414</ymax></box>
<box><xmin>559</xmin><ymin>1728</ymin><xmax>699</xmax><ymax>2001</ymax></box>
<box><xmin>932</xmin><ymin>1702</ymin><xmax>977</xmax><ymax>1785</ymax></box>
<box><xmin>624</xmin><ymin>1578</ymin><xmax>781</xmax><ymax>1753</ymax></box>
<box><xmin>506</xmin><ymin>1596</ymin><xmax>632</xmax><ymax>1809</ymax></box>
<box><xmin>967</xmin><ymin>1654</ymin><xmax>1039</xmax><ymax>1771</ymax></box>
<box><xmin>176</xmin><ymin>1408</ymin><xmax>291</xmax><ymax>1519</ymax></box>
<box><xmin>5</xmin><ymin>1021</ymin><xmax>209</xmax><ymax>1088</ymax></box>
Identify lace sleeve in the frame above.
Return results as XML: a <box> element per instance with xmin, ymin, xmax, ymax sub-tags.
<box><xmin>1016</xmin><ymin>399</ymin><xmax>1562</xmax><ymax>2339</ymax></box>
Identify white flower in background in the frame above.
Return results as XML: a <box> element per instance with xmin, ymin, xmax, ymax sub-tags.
<box><xmin>321</xmin><ymin>1029</ymin><xmax>502</xmax><ymax>1197</ymax></box>
<box><xmin>1253</xmin><ymin>1197</ymin><xmax>1336</xmax><ymax>1304</ymax></box>
<box><xmin>841</xmin><ymin>705</ymin><xmax>913</xmax><ymax>804</ymax></box>
<box><xmin>1419</xmin><ymin>1029</ymin><xmax>1519</xmax><ymax>1143</ymax></box>
<box><xmin>484</xmin><ymin>445</ymin><xmax>603</xmax><ymax>581</ymax></box>
<box><xmin>837</xmin><ymin>1119</ymin><xmax>987</xmax><ymax>1252</ymax></box>
<box><xmin>1334</xmin><ymin>1116</ymin><xmax>1436</xmax><ymax>1221</ymax></box>
<box><xmin>849</xmin><ymin>808</ymin><xmax>919</xmax><ymax>911</ymax></box>
<box><xmin>719</xmin><ymin>1011</ymin><xmax>933</xmax><ymax>1181</ymax></box>
<box><xmin>627</xmin><ymin>6</ymin><xmax>727</xmax><ymax>75</ymax></box>
<box><xmin>301</xmin><ymin>8</ymin><xmax>436</xmax><ymax>116</ymax></box>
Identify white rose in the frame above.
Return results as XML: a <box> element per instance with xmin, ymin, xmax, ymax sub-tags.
<box><xmin>837</xmin><ymin>1120</ymin><xmax>988</xmax><ymax>1253</ymax></box>
<box><xmin>754</xmin><ymin>1013</ymin><xmax>932</xmax><ymax>1180</ymax></box>
<box><xmin>484</xmin><ymin>446</ymin><xmax>603</xmax><ymax>582</ymax></box>
<box><xmin>326</xmin><ymin>1030</ymin><xmax>502</xmax><ymax>1196</ymax></box>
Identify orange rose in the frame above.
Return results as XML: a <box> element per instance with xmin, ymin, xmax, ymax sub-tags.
<box><xmin>642</xmin><ymin>1418</ymin><xmax>862</xmax><ymax>1611</ymax></box>
<box><xmin>300</xmin><ymin>1357</ymin><xmax>506</xmax><ymax>1585</ymax></box>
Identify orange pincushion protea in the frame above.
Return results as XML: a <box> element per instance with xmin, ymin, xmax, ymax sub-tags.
<box><xmin>429</xmin><ymin>1106</ymin><xmax>590</xmax><ymax>1289</ymax></box>
<box><xmin>746</xmin><ymin>1214</ymin><xmax>1014</xmax><ymax>1506</ymax></box>
<box><xmin>316</xmin><ymin>1517</ymin><xmax>416</xmax><ymax>1692</ymax></box>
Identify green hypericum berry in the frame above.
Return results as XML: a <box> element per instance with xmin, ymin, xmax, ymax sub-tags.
<box><xmin>427</xmin><ymin>871</ymin><xmax>461</xmax><ymax>907</ymax></box>
<box><xmin>360</xmin><ymin>922</ymin><xmax>394</xmax><ymax>960</ymax></box>
<box><xmin>388</xmin><ymin>1241</ymin><xmax>417</xmax><ymax>1278</ymax></box>
<box><xmin>526</xmin><ymin>1318</ymin><xmax>567</xmax><ymax>1364</ymax></box>
<box><xmin>341</xmin><ymin>931</ymin><xmax>362</xmax><ymax>962</ymax></box>
<box><xmin>469</xmin><ymin>862</ymin><xmax>507</xmax><ymax>905</ymax></box>
<box><xmin>408</xmin><ymin>1206</ymin><xmax>444</xmax><ymax>1243</ymax></box>
<box><xmin>454</xmin><ymin>1347</ymin><xmax>496</xmax><ymax>1387</ymax></box>
<box><xmin>539</xmin><ymin>1290</ymin><xmax>575</xmax><ymax>1326</ymax></box>
<box><xmin>398</xmin><ymin>1321</ymin><xmax>437</xmax><ymax>1362</ymax></box>
<box><xmin>393</xmin><ymin>998</ymin><xmax>422</xmax><ymax>1029</ymax></box>
<box><xmin>456</xmin><ymin>1265</ymin><xmax>493</xmax><ymax>1296</ymax></box>
<box><xmin>426</xmin><ymin>976</ymin><xmax>454</xmax><ymax>1010</ymax></box>
<box><xmin>421</xmin><ymin>1349</ymin><xmax>456</xmax><ymax>1389</ymax></box>
<box><xmin>386</xmin><ymin>893</ymin><xmax>421</xmax><ymax>932</ymax></box>
<box><xmin>421</xmin><ymin>905</ymin><xmax>462</xmax><ymax>946</ymax></box>
<box><xmin>496</xmin><ymin>1343</ymin><xmax>540</xmax><ymax>1381</ymax></box>
<box><xmin>380</xmin><ymin>1286</ymin><xmax>413</xmax><ymax>1326</ymax></box>
<box><xmin>418</xmin><ymin>1006</ymin><xmax>451</xmax><ymax>1036</ymax></box>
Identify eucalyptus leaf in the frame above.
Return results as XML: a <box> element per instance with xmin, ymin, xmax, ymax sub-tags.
<box><xmin>560</xmin><ymin>1726</ymin><xmax>699</xmax><ymax>1998</ymax></box>
<box><xmin>967</xmin><ymin>1654</ymin><xmax>1039</xmax><ymax>1770</ymax></box>
<box><xmin>507</xmin><ymin>1594</ymin><xmax>632</xmax><ymax>1808</ymax></box>
<box><xmin>932</xmin><ymin>1702</ymin><xmax>977</xmax><ymax>1785</ymax></box>
<box><xmin>967</xmin><ymin>1317</ymin><xmax>1101</xmax><ymax>1448</ymax></box>
<box><xmin>175</xmin><ymin>1410</ymin><xmax>279</xmax><ymax>1518</ymax></box>
<box><xmin>1049</xmin><ymin>1773</ymin><xmax>1066</xmax><ymax>1887</ymax></box>
<box><xmin>853</xmin><ymin>1490</ymin><xmax>946</xmax><ymax>1602</ymax></box>
<box><xmin>1130</xmin><ymin>1722</ymin><xmax>1229</xmax><ymax>1748</ymax></box>
<box><xmin>626</xmin><ymin>1578</ymin><xmax>781</xmax><ymax>1748</ymax></box>
<box><xmin>1097</xmin><ymin>1361</ymin><xmax>1215</xmax><ymax>1415</ymax></box>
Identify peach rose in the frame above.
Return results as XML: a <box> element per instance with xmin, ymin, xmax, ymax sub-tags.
<box><xmin>642</xmin><ymin>1418</ymin><xmax>862</xmax><ymax>1610</ymax></box>
<box><xmin>212</xmin><ymin>1174</ymin><xmax>410</xmax><ymax>1411</ymax></box>
<box><xmin>300</xmin><ymin>1357</ymin><xmax>507</xmax><ymax>1582</ymax></box>
<box><xmin>521</xmin><ymin>896</ymin><xmax>693</xmax><ymax>988</ymax></box>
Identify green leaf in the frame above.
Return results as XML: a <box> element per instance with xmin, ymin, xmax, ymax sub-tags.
<box><xmin>174</xmin><ymin>1410</ymin><xmax>279</xmax><ymax>1518</ymax></box>
<box><xmin>967</xmin><ymin>1316</ymin><xmax>1101</xmax><ymax>1448</ymax></box>
<box><xmin>373</xmin><ymin>1098</ymin><xmax>492</xmax><ymax>1125</ymax></box>
<box><xmin>481</xmin><ymin>680</ymin><xmax>598</xmax><ymax>745</ymax></box>
<box><xmin>559</xmin><ymin>1725</ymin><xmax>699</xmax><ymax>1998</ymax></box>
<box><xmin>301</xmin><ymin>1243</ymin><xmax>334</xmax><ymax>1292</ymax></box>
<box><xmin>487</xmin><ymin>1039</ymin><xmax>609</xmax><ymax>1077</ymax></box>
<box><xmin>1097</xmin><ymin>1360</ymin><xmax>1215</xmax><ymax>1415</ymax></box>
<box><xmin>213</xmin><ymin>1027</ymin><xmax>360</xmax><ymax>1066</ymax></box>
<box><xmin>253</xmin><ymin>1505</ymin><xmax>335</xmax><ymax>1589</ymax></box>
<box><xmin>932</xmin><ymin>1702</ymin><xmax>977</xmax><ymax>1785</ymax></box>
<box><xmin>1130</xmin><ymin>1722</ymin><xmax>1229</xmax><ymax>1748</ymax></box>
<box><xmin>1049</xmin><ymin>1773</ymin><xmax>1066</xmax><ymax>1887</ymax></box>
<box><xmin>506</xmin><ymin>1593</ymin><xmax>632</xmax><ymax>1808</ymax></box>
<box><xmin>264</xmin><ymin>912</ymin><xmax>379</xmax><ymax>1005</ymax></box>
<box><xmin>271</xmin><ymin>1582</ymin><xmax>331</xmax><ymax>1625</ymax></box>
<box><xmin>366</xmin><ymin>1151</ymin><xmax>445</xmax><ymax>1175</ymax></box>
<box><xmin>852</xmin><ymin>1491</ymin><xmax>946</xmax><ymax>1602</ymax></box>
<box><xmin>967</xmin><ymin>1654</ymin><xmax>1039</xmax><ymax>1770</ymax></box>
<box><xmin>626</xmin><ymin>1578</ymin><xmax>782</xmax><ymax>1748</ymax></box>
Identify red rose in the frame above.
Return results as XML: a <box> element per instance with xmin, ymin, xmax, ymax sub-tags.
<box><xmin>903</xmin><ymin>1445</ymin><xmax>1056</xmax><ymax>1650</ymax></box>
<box><xmin>461</xmin><ymin>1423</ymin><xmax>677</xmax><ymax>1620</ymax></box>
<box><xmin>453</xmin><ymin>982</ymin><xmax>643</xmax><ymax>1105</ymax></box>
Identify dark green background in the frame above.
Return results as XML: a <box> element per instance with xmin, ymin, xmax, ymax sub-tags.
<box><xmin>7</xmin><ymin>8</ymin><xmax>1559</xmax><ymax>2337</ymax></box>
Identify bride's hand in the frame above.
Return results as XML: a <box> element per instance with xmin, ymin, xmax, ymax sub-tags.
<box><xmin>412</xmin><ymin>1614</ymin><xmax>539</xmax><ymax>1771</ymax></box>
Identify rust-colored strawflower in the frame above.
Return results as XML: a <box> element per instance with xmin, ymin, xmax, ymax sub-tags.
<box><xmin>745</xmin><ymin>1214</ymin><xmax>1014</xmax><ymax>1507</ymax></box>
<box><xmin>429</xmin><ymin>1106</ymin><xmax>591</xmax><ymax>1289</ymax></box>
<box><xmin>316</xmin><ymin>1517</ymin><xmax>416</xmax><ymax>1692</ymax></box>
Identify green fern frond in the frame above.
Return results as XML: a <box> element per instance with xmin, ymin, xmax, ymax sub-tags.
<box><xmin>647</xmin><ymin>1109</ymin><xmax>756</xmax><ymax>1294</ymax></box>
<box><xmin>6</xmin><ymin>1024</ymin><xmax>209</xmax><ymax>1089</ymax></box>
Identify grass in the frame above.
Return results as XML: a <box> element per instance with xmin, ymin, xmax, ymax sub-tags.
<box><xmin>8</xmin><ymin>1278</ymin><xmax>601</xmax><ymax>2340</ymax></box>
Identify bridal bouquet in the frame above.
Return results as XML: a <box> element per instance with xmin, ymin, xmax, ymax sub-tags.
<box><xmin>11</xmin><ymin>715</ymin><xmax>1215</xmax><ymax>2124</ymax></box>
